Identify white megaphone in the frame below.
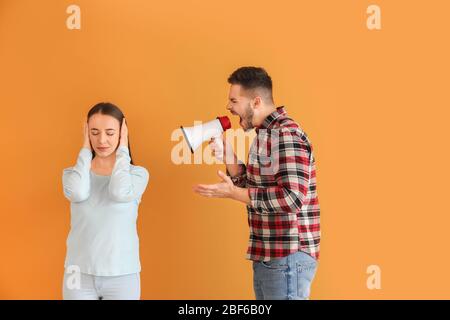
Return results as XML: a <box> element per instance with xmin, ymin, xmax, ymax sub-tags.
<box><xmin>181</xmin><ymin>116</ymin><xmax>231</xmax><ymax>160</ymax></box>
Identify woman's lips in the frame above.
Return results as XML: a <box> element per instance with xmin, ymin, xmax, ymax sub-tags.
<box><xmin>97</xmin><ymin>147</ymin><xmax>109</xmax><ymax>151</ymax></box>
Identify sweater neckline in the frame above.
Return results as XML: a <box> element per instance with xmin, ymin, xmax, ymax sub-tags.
<box><xmin>90</xmin><ymin>170</ymin><xmax>111</xmax><ymax>178</ymax></box>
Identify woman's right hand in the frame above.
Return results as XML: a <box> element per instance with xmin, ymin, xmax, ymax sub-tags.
<box><xmin>83</xmin><ymin>122</ymin><xmax>92</xmax><ymax>150</ymax></box>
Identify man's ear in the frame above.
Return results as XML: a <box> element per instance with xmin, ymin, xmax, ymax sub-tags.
<box><xmin>253</xmin><ymin>96</ymin><xmax>262</xmax><ymax>109</ymax></box>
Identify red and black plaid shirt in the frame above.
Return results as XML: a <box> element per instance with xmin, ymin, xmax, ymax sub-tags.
<box><xmin>230</xmin><ymin>107</ymin><xmax>320</xmax><ymax>262</ymax></box>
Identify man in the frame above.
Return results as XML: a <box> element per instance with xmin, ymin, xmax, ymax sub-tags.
<box><xmin>193</xmin><ymin>66</ymin><xmax>320</xmax><ymax>300</ymax></box>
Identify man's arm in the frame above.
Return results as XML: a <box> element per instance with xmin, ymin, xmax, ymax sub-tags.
<box><xmin>247</xmin><ymin>128</ymin><xmax>310</xmax><ymax>213</ymax></box>
<box><xmin>194</xmin><ymin>128</ymin><xmax>311</xmax><ymax>212</ymax></box>
<box><xmin>210</xmin><ymin>136</ymin><xmax>247</xmax><ymax>187</ymax></box>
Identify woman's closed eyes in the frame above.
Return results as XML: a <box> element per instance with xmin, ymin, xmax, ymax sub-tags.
<box><xmin>91</xmin><ymin>133</ymin><xmax>115</xmax><ymax>136</ymax></box>
<box><xmin>90</xmin><ymin>129</ymin><xmax>116</xmax><ymax>136</ymax></box>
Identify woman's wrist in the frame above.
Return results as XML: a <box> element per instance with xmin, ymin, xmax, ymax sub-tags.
<box><xmin>119</xmin><ymin>140</ymin><xmax>128</xmax><ymax>147</ymax></box>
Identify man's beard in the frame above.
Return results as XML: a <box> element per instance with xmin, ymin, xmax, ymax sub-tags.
<box><xmin>241</xmin><ymin>103</ymin><xmax>254</xmax><ymax>131</ymax></box>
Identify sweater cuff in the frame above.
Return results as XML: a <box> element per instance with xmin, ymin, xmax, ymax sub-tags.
<box><xmin>80</xmin><ymin>147</ymin><xmax>93</xmax><ymax>160</ymax></box>
<box><xmin>116</xmin><ymin>145</ymin><xmax>129</xmax><ymax>155</ymax></box>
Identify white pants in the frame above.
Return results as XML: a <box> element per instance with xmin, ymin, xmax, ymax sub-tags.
<box><xmin>63</xmin><ymin>270</ymin><xmax>140</xmax><ymax>300</ymax></box>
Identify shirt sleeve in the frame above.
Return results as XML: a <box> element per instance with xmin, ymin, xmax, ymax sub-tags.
<box><xmin>226</xmin><ymin>160</ymin><xmax>247</xmax><ymax>188</ymax></box>
<box><xmin>62</xmin><ymin>148</ymin><xmax>92</xmax><ymax>203</ymax></box>
<box><xmin>108</xmin><ymin>145</ymin><xmax>150</xmax><ymax>203</ymax></box>
<box><xmin>247</xmin><ymin>128</ymin><xmax>310</xmax><ymax>214</ymax></box>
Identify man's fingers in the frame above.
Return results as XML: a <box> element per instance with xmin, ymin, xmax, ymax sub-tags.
<box><xmin>217</xmin><ymin>170</ymin><xmax>232</xmax><ymax>183</ymax></box>
<box><xmin>197</xmin><ymin>191</ymin><xmax>213</xmax><ymax>197</ymax></box>
<box><xmin>194</xmin><ymin>184</ymin><xmax>218</xmax><ymax>191</ymax></box>
<box><xmin>192</xmin><ymin>185</ymin><xmax>215</xmax><ymax>197</ymax></box>
<box><xmin>209</xmin><ymin>140</ymin><xmax>218</xmax><ymax>150</ymax></box>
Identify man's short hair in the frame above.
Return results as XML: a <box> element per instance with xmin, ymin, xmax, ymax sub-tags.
<box><xmin>228</xmin><ymin>66</ymin><xmax>273</xmax><ymax>102</ymax></box>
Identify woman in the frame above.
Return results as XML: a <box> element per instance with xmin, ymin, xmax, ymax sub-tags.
<box><xmin>62</xmin><ymin>102</ymin><xmax>149</xmax><ymax>300</ymax></box>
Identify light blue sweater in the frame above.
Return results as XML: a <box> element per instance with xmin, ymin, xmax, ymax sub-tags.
<box><xmin>62</xmin><ymin>146</ymin><xmax>149</xmax><ymax>276</ymax></box>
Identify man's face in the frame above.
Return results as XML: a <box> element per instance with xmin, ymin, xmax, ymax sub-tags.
<box><xmin>226</xmin><ymin>84</ymin><xmax>255</xmax><ymax>131</ymax></box>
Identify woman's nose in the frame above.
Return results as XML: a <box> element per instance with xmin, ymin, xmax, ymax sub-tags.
<box><xmin>99</xmin><ymin>134</ymin><xmax>108</xmax><ymax>143</ymax></box>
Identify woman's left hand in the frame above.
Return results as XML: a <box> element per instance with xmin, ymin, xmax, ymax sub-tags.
<box><xmin>119</xmin><ymin>118</ymin><xmax>128</xmax><ymax>147</ymax></box>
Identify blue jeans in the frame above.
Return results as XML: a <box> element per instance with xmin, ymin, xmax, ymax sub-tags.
<box><xmin>253</xmin><ymin>251</ymin><xmax>318</xmax><ymax>300</ymax></box>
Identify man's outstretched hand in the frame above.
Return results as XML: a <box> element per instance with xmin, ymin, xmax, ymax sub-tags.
<box><xmin>193</xmin><ymin>170</ymin><xmax>250</xmax><ymax>205</ymax></box>
<box><xmin>193</xmin><ymin>170</ymin><xmax>235</xmax><ymax>198</ymax></box>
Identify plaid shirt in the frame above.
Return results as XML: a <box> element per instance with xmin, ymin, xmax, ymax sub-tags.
<box><xmin>230</xmin><ymin>107</ymin><xmax>320</xmax><ymax>262</ymax></box>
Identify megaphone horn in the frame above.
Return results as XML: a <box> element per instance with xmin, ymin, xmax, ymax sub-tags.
<box><xmin>180</xmin><ymin>116</ymin><xmax>231</xmax><ymax>155</ymax></box>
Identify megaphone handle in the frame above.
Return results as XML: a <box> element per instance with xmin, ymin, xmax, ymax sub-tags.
<box><xmin>213</xmin><ymin>134</ymin><xmax>224</xmax><ymax>161</ymax></box>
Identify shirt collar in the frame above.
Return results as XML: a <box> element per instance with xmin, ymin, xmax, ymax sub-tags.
<box><xmin>256</xmin><ymin>106</ymin><xmax>287</xmax><ymax>132</ymax></box>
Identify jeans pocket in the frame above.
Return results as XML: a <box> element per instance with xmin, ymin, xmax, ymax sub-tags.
<box><xmin>260</xmin><ymin>258</ymin><xmax>289</xmax><ymax>271</ymax></box>
<box><xmin>297</xmin><ymin>261</ymin><xmax>317</xmax><ymax>299</ymax></box>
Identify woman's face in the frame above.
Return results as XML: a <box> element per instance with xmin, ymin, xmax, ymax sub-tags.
<box><xmin>88</xmin><ymin>113</ymin><xmax>121</xmax><ymax>158</ymax></box>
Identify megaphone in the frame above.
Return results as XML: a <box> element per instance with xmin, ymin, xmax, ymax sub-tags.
<box><xmin>181</xmin><ymin>116</ymin><xmax>231</xmax><ymax>160</ymax></box>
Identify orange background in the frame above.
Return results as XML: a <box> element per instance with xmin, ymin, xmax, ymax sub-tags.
<box><xmin>0</xmin><ymin>0</ymin><xmax>449</xmax><ymax>299</ymax></box>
